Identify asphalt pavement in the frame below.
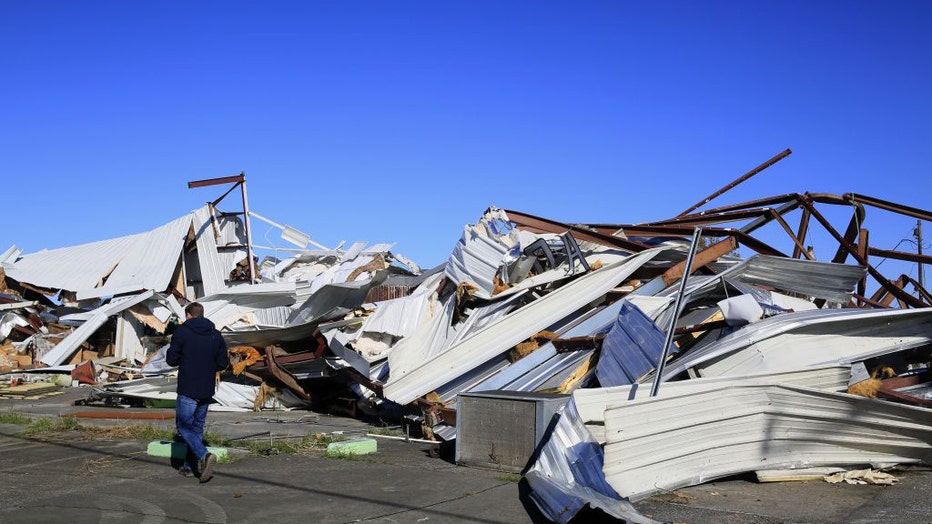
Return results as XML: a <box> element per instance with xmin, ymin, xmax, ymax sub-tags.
<box><xmin>0</xmin><ymin>386</ymin><xmax>930</xmax><ymax>524</ymax></box>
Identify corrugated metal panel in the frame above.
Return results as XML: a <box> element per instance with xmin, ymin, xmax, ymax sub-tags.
<box><xmin>197</xmin><ymin>282</ymin><xmax>298</xmax><ymax>330</ymax></box>
<box><xmin>596</xmin><ymin>300</ymin><xmax>666</xmax><ymax>387</ymax></box>
<box><xmin>358</xmin><ymin>272</ymin><xmax>444</xmax><ymax>338</ymax></box>
<box><xmin>339</xmin><ymin>241</ymin><xmax>367</xmax><ymax>262</ymax></box>
<box><xmin>435</xmin><ymin>355</ymin><xmax>513</xmax><ymax>404</ymax></box>
<box><xmin>0</xmin><ymin>312</ymin><xmax>29</xmax><ymax>339</ymax></box>
<box><xmin>286</xmin><ymin>280</ymin><xmax>374</xmax><ymax>326</ymax></box>
<box><xmin>602</xmin><ymin>383</ymin><xmax>932</xmax><ymax>501</ymax></box>
<box><xmin>524</xmin><ymin>400</ymin><xmax>662</xmax><ymax>524</ymax></box>
<box><xmin>387</xmin><ymin>291</ymin><xmax>523</xmax><ymax>384</ymax></box>
<box><xmin>308</xmin><ymin>255</ymin><xmax>383</xmax><ymax>293</ymax></box>
<box><xmin>444</xmin><ymin>208</ymin><xmax>520</xmax><ymax>300</ymax></box>
<box><xmin>648</xmin><ymin>255</ymin><xmax>865</xmax><ymax>329</ymax></box>
<box><xmin>200</xmin><ymin>301</ymin><xmax>244</xmax><ymax>331</ymax></box>
<box><xmin>114</xmin><ymin>314</ymin><xmax>146</xmax><ymax>363</ymax></box>
<box><xmin>292</xmin><ymin>279</ymin><xmax>315</xmax><ymax>304</ymax></box>
<box><xmin>95</xmin><ymin>376</ymin><xmax>178</xmax><ymax>401</ymax></box>
<box><xmin>731</xmin><ymin>255</ymin><xmax>865</xmax><ymax>304</ymax></box>
<box><xmin>623</xmin><ymin>295</ymin><xmax>671</xmax><ymax>319</ymax></box>
<box><xmin>77</xmin><ymin>213</ymin><xmax>193</xmax><ymax>299</ymax></box>
<box><xmin>194</xmin><ymin>206</ymin><xmax>243</xmax><ymax>297</ymax></box>
<box><xmin>323</xmin><ymin>329</ymin><xmax>372</xmax><ymax>376</ymax></box>
<box><xmin>5</xmin><ymin>235</ymin><xmax>140</xmax><ymax>292</ymax></box>
<box><xmin>573</xmin><ymin>365</ymin><xmax>851</xmax><ymax>444</ymax></box>
<box><xmin>213</xmin><ymin>381</ymin><xmax>259</xmax><ymax>410</ymax></box>
<box><xmin>5</xmin><ymin>207</ymin><xmax>246</xmax><ymax>300</ymax></box>
<box><xmin>221</xmin><ymin>322</ymin><xmax>319</xmax><ymax>347</ymax></box>
<box><xmin>451</xmin><ymin>303</ymin><xmax>629</xmax><ymax>408</ymax></box>
<box><xmin>200</xmin><ymin>281</ymin><xmax>297</xmax><ymax>302</ymax></box>
<box><xmin>250</xmin><ymin>306</ymin><xmax>293</xmax><ymax>328</ymax></box>
<box><xmin>663</xmin><ymin>307</ymin><xmax>932</xmax><ymax>379</ymax></box>
<box><xmin>655</xmin><ymin>255</ymin><xmax>864</xmax><ymax>305</ymax></box>
<box><xmin>361</xmin><ymin>243</ymin><xmax>393</xmax><ymax>255</ymax></box>
<box><xmin>383</xmin><ymin>249</ymin><xmax>664</xmax><ymax>405</ymax></box>
<box><xmin>1</xmin><ymin>245</ymin><xmax>22</xmax><ymax>264</ymax></box>
<box><xmin>468</xmin><ymin>303</ymin><xmax>626</xmax><ymax>395</ymax></box>
<box><xmin>492</xmin><ymin>250</ymin><xmax>632</xmax><ymax>300</ymax></box>
<box><xmin>40</xmin><ymin>290</ymin><xmax>155</xmax><ymax>365</ymax></box>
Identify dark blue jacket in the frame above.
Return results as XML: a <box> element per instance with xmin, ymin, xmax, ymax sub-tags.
<box><xmin>166</xmin><ymin>317</ymin><xmax>229</xmax><ymax>400</ymax></box>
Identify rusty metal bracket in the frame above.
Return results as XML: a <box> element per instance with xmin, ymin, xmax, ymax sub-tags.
<box><xmin>504</xmin><ymin>208</ymin><xmax>650</xmax><ymax>252</ymax></box>
<box><xmin>661</xmin><ymin>236</ymin><xmax>737</xmax><ymax>286</ymax></box>
<box><xmin>263</xmin><ymin>346</ymin><xmax>311</xmax><ymax>401</ymax></box>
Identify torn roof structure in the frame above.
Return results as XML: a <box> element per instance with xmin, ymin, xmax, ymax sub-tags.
<box><xmin>2</xmin><ymin>162</ymin><xmax>932</xmax><ymax>523</ymax></box>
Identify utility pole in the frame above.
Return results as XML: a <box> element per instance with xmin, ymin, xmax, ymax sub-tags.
<box><xmin>916</xmin><ymin>220</ymin><xmax>924</xmax><ymax>293</ymax></box>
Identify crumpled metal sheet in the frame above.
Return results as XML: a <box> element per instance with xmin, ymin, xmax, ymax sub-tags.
<box><xmin>444</xmin><ymin>207</ymin><xmax>522</xmax><ymax>300</ymax></box>
<box><xmin>596</xmin><ymin>300</ymin><xmax>667</xmax><ymax>387</ymax></box>
<box><xmin>524</xmin><ymin>400</ymin><xmax>663</xmax><ymax>524</ymax></box>
<box><xmin>665</xmin><ymin>307</ymin><xmax>932</xmax><ymax>379</ymax></box>
<box><xmin>384</xmin><ymin>249</ymin><xmax>665</xmax><ymax>405</ymax></box>
<box><xmin>602</xmin><ymin>383</ymin><xmax>932</xmax><ymax>501</ymax></box>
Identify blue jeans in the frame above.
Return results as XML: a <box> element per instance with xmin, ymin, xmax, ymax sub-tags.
<box><xmin>176</xmin><ymin>394</ymin><xmax>210</xmax><ymax>470</ymax></box>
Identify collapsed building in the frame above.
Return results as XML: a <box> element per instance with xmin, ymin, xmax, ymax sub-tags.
<box><xmin>2</xmin><ymin>157</ymin><xmax>931</xmax><ymax>523</ymax></box>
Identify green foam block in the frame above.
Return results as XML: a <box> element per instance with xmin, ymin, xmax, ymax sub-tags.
<box><xmin>327</xmin><ymin>438</ymin><xmax>377</xmax><ymax>455</ymax></box>
<box><xmin>147</xmin><ymin>440</ymin><xmax>229</xmax><ymax>461</ymax></box>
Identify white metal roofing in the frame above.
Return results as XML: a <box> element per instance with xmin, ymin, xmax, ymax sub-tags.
<box><xmin>1</xmin><ymin>245</ymin><xmax>22</xmax><ymax>264</ymax></box>
<box><xmin>5</xmin><ymin>235</ymin><xmax>141</xmax><ymax>292</ymax></box>
<box><xmin>656</xmin><ymin>254</ymin><xmax>865</xmax><ymax>305</ymax></box>
<box><xmin>196</xmin><ymin>282</ymin><xmax>298</xmax><ymax>331</ymax></box>
<box><xmin>4</xmin><ymin>205</ymin><xmax>243</xmax><ymax>301</ymax></box>
<box><xmin>728</xmin><ymin>255</ymin><xmax>866</xmax><ymax>304</ymax></box>
<box><xmin>77</xmin><ymin>213</ymin><xmax>192</xmax><ymax>300</ymax></box>
<box><xmin>663</xmin><ymin>307</ymin><xmax>932</xmax><ymax>379</ymax></box>
<box><xmin>386</xmin><ymin>291</ymin><xmax>524</xmax><ymax>387</ymax></box>
<box><xmin>95</xmin><ymin>376</ymin><xmax>178</xmax><ymax>401</ymax></box>
<box><xmin>444</xmin><ymin>208</ymin><xmax>520</xmax><ymax>300</ymax></box>
<box><xmin>193</xmin><ymin>206</ymin><xmax>245</xmax><ymax>297</ymax></box>
<box><xmin>572</xmin><ymin>365</ymin><xmax>851</xmax><ymax>444</ymax></box>
<box><xmin>40</xmin><ymin>290</ymin><xmax>155</xmax><ymax>365</ymax></box>
<box><xmin>383</xmin><ymin>249</ymin><xmax>664</xmax><ymax>405</ymax></box>
<box><xmin>458</xmin><ymin>300</ymin><xmax>631</xmax><ymax>406</ymax></box>
<box><xmin>356</xmin><ymin>272</ymin><xmax>445</xmax><ymax>339</ymax></box>
<box><xmin>601</xmin><ymin>383</ymin><xmax>932</xmax><ymax>501</ymax></box>
<box><xmin>0</xmin><ymin>312</ymin><xmax>29</xmax><ymax>339</ymax></box>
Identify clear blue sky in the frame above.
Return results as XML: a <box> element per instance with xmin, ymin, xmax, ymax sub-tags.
<box><xmin>3</xmin><ymin>1</ymin><xmax>931</xmax><ymax>271</ymax></box>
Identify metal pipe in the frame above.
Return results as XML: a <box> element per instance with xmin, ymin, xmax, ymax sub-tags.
<box><xmin>678</xmin><ymin>149</ymin><xmax>792</xmax><ymax>217</ymax></box>
<box><xmin>650</xmin><ymin>226</ymin><xmax>703</xmax><ymax>397</ymax></box>
<box><xmin>917</xmin><ymin>220</ymin><xmax>925</xmax><ymax>293</ymax></box>
<box><xmin>239</xmin><ymin>172</ymin><xmax>257</xmax><ymax>283</ymax></box>
<box><xmin>366</xmin><ymin>433</ymin><xmax>439</xmax><ymax>445</ymax></box>
<box><xmin>249</xmin><ymin>210</ymin><xmax>330</xmax><ymax>250</ymax></box>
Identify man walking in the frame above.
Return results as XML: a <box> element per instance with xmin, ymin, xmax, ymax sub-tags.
<box><xmin>166</xmin><ymin>302</ymin><xmax>229</xmax><ymax>483</ymax></box>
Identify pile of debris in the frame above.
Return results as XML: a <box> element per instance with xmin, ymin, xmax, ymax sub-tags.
<box><xmin>2</xmin><ymin>161</ymin><xmax>931</xmax><ymax>522</ymax></box>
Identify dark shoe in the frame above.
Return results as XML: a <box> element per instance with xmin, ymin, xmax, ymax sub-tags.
<box><xmin>178</xmin><ymin>467</ymin><xmax>195</xmax><ymax>478</ymax></box>
<box><xmin>198</xmin><ymin>453</ymin><xmax>217</xmax><ymax>483</ymax></box>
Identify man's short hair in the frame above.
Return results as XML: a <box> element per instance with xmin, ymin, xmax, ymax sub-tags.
<box><xmin>185</xmin><ymin>302</ymin><xmax>205</xmax><ymax>318</ymax></box>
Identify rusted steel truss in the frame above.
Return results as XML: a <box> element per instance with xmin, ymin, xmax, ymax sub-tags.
<box><xmin>507</xmin><ymin>191</ymin><xmax>931</xmax><ymax>308</ymax></box>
